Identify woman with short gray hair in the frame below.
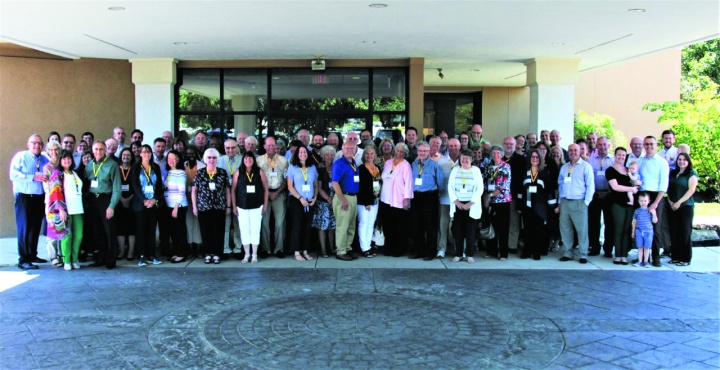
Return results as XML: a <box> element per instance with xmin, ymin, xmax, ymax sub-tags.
<box><xmin>192</xmin><ymin>147</ymin><xmax>231</xmax><ymax>264</ymax></box>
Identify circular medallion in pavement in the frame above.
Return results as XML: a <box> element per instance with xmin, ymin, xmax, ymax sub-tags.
<box><xmin>150</xmin><ymin>293</ymin><xmax>563</xmax><ymax>369</ymax></box>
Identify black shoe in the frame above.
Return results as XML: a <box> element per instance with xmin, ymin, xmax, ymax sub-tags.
<box><xmin>335</xmin><ymin>253</ymin><xmax>353</xmax><ymax>261</ymax></box>
<box><xmin>631</xmin><ymin>259</ymin><xmax>639</xmax><ymax>264</ymax></box>
<box><xmin>33</xmin><ymin>257</ymin><xmax>47</xmax><ymax>263</ymax></box>
<box><xmin>408</xmin><ymin>253</ymin><xmax>422</xmax><ymax>259</ymax></box>
<box><xmin>533</xmin><ymin>256</ymin><xmax>541</xmax><ymax>260</ymax></box>
<box><xmin>348</xmin><ymin>252</ymin><xmax>358</xmax><ymax>260</ymax></box>
<box><xmin>105</xmin><ymin>264</ymin><xmax>116</xmax><ymax>270</ymax></box>
<box><xmin>78</xmin><ymin>254</ymin><xmax>88</xmax><ymax>263</ymax></box>
<box><xmin>588</xmin><ymin>251</ymin><xmax>600</xmax><ymax>256</ymax></box>
<box><xmin>559</xmin><ymin>256</ymin><xmax>572</xmax><ymax>262</ymax></box>
<box><xmin>508</xmin><ymin>249</ymin><xmax>518</xmax><ymax>254</ymax></box>
<box><xmin>88</xmin><ymin>262</ymin><xmax>104</xmax><ymax>268</ymax></box>
<box><xmin>233</xmin><ymin>252</ymin><xmax>244</xmax><ymax>260</ymax></box>
<box><xmin>259</xmin><ymin>249</ymin><xmax>269</xmax><ymax>259</ymax></box>
<box><xmin>18</xmin><ymin>262</ymin><xmax>38</xmax><ymax>270</ymax></box>
<box><xmin>520</xmin><ymin>254</ymin><xmax>530</xmax><ymax>259</ymax></box>
<box><xmin>275</xmin><ymin>250</ymin><xmax>285</xmax><ymax>259</ymax></box>
<box><xmin>423</xmin><ymin>256</ymin><xmax>434</xmax><ymax>261</ymax></box>
<box><xmin>603</xmin><ymin>253</ymin><xmax>613</xmax><ymax>258</ymax></box>
<box><xmin>579</xmin><ymin>258</ymin><xmax>588</xmax><ymax>264</ymax></box>
<box><xmin>221</xmin><ymin>254</ymin><xmax>230</xmax><ymax>261</ymax></box>
<box><xmin>652</xmin><ymin>261</ymin><xmax>662</xmax><ymax>267</ymax></box>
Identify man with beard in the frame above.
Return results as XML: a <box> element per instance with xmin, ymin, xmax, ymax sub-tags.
<box><xmin>309</xmin><ymin>133</ymin><xmax>325</xmax><ymax>167</ymax></box>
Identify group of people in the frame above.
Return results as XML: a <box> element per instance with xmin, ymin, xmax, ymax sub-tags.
<box><xmin>10</xmin><ymin>123</ymin><xmax>698</xmax><ymax>270</ymax></box>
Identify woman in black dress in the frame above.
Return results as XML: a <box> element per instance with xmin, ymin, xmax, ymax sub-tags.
<box><xmin>521</xmin><ymin>149</ymin><xmax>555</xmax><ymax>260</ymax></box>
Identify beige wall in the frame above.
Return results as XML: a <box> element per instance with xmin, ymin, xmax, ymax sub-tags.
<box><xmin>481</xmin><ymin>87</ymin><xmax>531</xmax><ymax>146</ymax></box>
<box><xmin>575</xmin><ymin>49</ymin><xmax>680</xmax><ymax>142</ymax></box>
<box><xmin>0</xmin><ymin>44</ymin><xmax>135</xmax><ymax>237</ymax></box>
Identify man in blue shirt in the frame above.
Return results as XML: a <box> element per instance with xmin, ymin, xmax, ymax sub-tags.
<box><xmin>588</xmin><ymin>137</ymin><xmax>615</xmax><ymax>257</ymax></box>
<box><xmin>331</xmin><ymin>142</ymin><xmax>360</xmax><ymax>261</ymax></box>
<box><xmin>410</xmin><ymin>141</ymin><xmax>444</xmax><ymax>260</ymax></box>
<box><xmin>557</xmin><ymin>143</ymin><xmax>595</xmax><ymax>264</ymax></box>
<box><xmin>9</xmin><ymin>134</ymin><xmax>50</xmax><ymax>270</ymax></box>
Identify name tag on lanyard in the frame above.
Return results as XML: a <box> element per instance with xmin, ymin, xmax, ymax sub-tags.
<box><xmin>209</xmin><ymin>182</ymin><xmax>216</xmax><ymax>190</ymax></box>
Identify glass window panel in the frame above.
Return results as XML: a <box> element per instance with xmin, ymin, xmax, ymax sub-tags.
<box><xmin>324</xmin><ymin>116</ymin><xmax>367</xmax><ymax>142</ymax></box>
<box><xmin>225</xmin><ymin>114</ymin><xmax>265</xmax><ymax>139</ymax></box>
<box><xmin>179</xmin><ymin>114</ymin><xmax>223</xmax><ymax>138</ymax></box>
<box><xmin>178</xmin><ymin>69</ymin><xmax>221</xmax><ymax>112</ymax></box>
<box><xmin>372</xmin><ymin>114</ymin><xmax>406</xmax><ymax>144</ymax></box>
<box><xmin>270</xmin><ymin>116</ymin><xmax>319</xmax><ymax>143</ymax></box>
<box><xmin>373</xmin><ymin>68</ymin><xmax>406</xmax><ymax>111</ymax></box>
<box><xmin>270</xmin><ymin>68</ymin><xmax>369</xmax><ymax>111</ymax></box>
<box><xmin>224</xmin><ymin>70</ymin><xmax>267</xmax><ymax>112</ymax></box>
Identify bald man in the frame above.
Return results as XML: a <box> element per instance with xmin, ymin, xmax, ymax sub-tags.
<box><xmin>557</xmin><ymin>143</ymin><xmax>595</xmax><ymax>264</ymax></box>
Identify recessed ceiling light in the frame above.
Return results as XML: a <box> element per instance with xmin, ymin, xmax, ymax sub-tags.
<box><xmin>108</xmin><ymin>7</ymin><xmax>125</xmax><ymax>11</ymax></box>
<box><xmin>352</xmin><ymin>76</ymin><xmax>361</xmax><ymax>80</ymax></box>
<box><xmin>471</xmin><ymin>69</ymin><xmax>480</xmax><ymax>72</ymax></box>
<box><xmin>369</xmin><ymin>4</ymin><xmax>388</xmax><ymax>8</ymax></box>
<box><xmin>173</xmin><ymin>42</ymin><xmax>188</xmax><ymax>45</ymax></box>
<box><xmin>362</xmin><ymin>41</ymin><xmax>377</xmax><ymax>44</ymax></box>
<box><xmin>627</xmin><ymin>8</ymin><xmax>646</xmax><ymax>13</ymax></box>
<box><xmin>552</xmin><ymin>42</ymin><xmax>566</xmax><ymax>46</ymax></box>
<box><xmin>272</xmin><ymin>77</ymin><xmax>280</xmax><ymax>80</ymax></box>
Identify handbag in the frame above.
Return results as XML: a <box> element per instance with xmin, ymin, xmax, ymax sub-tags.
<box><xmin>478</xmin><ymin>208</ymin><xmax>495</xmax><ymax>240</ymax></box>
<box><xmin>372</xmin><ymin>225</ymin><xmax>385</xmax><ymax>246</ymax></box>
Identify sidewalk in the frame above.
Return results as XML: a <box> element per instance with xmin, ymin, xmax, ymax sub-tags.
<box><xmin>2</xmin><ymin>236</ymin><xmax>718</xmax><ymax>273</ymax></box>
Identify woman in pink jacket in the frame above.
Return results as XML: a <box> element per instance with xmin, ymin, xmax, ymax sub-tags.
<box><xmin>379</xmin><ymin>142</ymin><xmax>414</xmax><ymax>257</ymax></box>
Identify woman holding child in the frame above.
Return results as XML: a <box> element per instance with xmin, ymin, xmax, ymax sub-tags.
<box><xmin>606</xmin><ymin>147</ymin><xmax>638</xmax><ymax>265</ymax></box>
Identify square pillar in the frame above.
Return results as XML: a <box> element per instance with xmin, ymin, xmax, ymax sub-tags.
<box><xmin>129</xmin><ymin>58</ymin><xmax>177</xmax><ymax>143</ymax></box>
<box><xmin>408</xmin><ymin>57</ymin><xmax>424</xmax><ymax>131</ymax></box>
<box><xmin>526</xmin><ymin>59</ymin><xmax>580</xmax><ymax>148</ymax></box>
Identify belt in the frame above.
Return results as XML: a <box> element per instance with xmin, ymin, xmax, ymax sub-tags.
<box><xmin>269</xmin><ymin>188</ymin><xmax>281</xmax><ymax>192</ymax></box>
<box><xmin>342</xmin><ymin>191</ymin><xmax>357</xmax><ymax>196</ymax></box>
<box><xmin>20</xmin><ymin>193</ymin><xmax>43</xmax><ymax>197</ymax></box>
<box><xmin>90</xmin><ymin>193</ymin><xmax>111</xmax><ymax>198</ymax></box>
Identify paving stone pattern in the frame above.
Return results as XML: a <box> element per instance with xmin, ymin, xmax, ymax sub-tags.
<box><xmin>0</xmin><ymin>267</ymin><xmax>718</xmax><ymax>369</ymax></box>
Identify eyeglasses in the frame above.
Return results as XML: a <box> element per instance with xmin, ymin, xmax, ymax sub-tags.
<box><xmin>643</xmin><ymin>143</ymin><xmax>655</xmax><ymax>146</ymax></box>
<box><xmin>29</xmin><ymin>141</ymin><xmax>43</xmax><ymax>145</ymax></box>
<box><xmin>62</xmin><ymin>141</ymin><xmax>74</xmax><ymax>144</ymax></box>
<box><xmin>530</xmin><ymin>155</ymin><xmax>541</xmax><ymax>159</ymax></box>
<box><xmin>225</xmin><ymin>147</ymin><xmax>237</xmax><ymax>150</ymax></box>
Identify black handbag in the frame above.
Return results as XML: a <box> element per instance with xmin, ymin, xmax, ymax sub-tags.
<box><xmin>478</xmin><ymin>207</ymin><xmax>495</xmax><ymax>240</ymax></box>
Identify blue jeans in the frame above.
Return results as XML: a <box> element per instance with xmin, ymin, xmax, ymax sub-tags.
<box><xmin>635</xmin><ymin>229</ymin><xmax>653</xmax><ymax>249</ymax></box>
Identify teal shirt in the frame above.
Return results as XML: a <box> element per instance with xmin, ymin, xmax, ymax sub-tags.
<box><xmin>668</xmin><ymin>169</ymin><xmax>698</xmax><ymax>208</ymax></box>
<box><xmin>85</xmin><ymin>156</ymin><xmax>122</xmax><ymax>209</ymax></box>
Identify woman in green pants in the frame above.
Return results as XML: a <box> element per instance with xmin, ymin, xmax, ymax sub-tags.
<box><xmin>59</xmin><ymin>150</ymin><xmax>84</xmax><ymax>270</ymax></box>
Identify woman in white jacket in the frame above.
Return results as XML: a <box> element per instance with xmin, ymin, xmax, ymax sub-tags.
<box><xmin>448</xmin><ymin>149</ymin><xmax>484</xmax><ymax>263</ymax></box>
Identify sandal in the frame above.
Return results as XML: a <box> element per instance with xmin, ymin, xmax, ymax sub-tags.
<box><xmin>467</xmin><ymin>257</ymin><xmax>475</xmax><ymax>264</ymax></box>
<box><xmin>241</xmin><ymin>254</ymin><xmax>250</xmax><ymax>264</ymax></box>
<box><xmin>204</xmin><ymin>255</ymin><xmax>212</xmax><ymax>264</ymax></box>
<box><xmin>675</xmin><ymin>261</ymin><xmax>690</xmax><ymax>266</ymax></box>
<box><xmin>670</xmin><ymin>260</ymin><xmax>680</xmax><ymax>264</ymax></box>
<box><xmin>251</xmin><ymin>254</ymin><xmax>258</xmax><ymax>264</ymax></box>
<box><xmin>303</xmin><ymin>251</ymin><xmax>314</xmax><ymax>261</ymax></box>
<box><xmin>52</xmin><ymin>258</ymin><xmax>63</xmax><ymax>267</ymax></box>
<box><xmin>294</xmin><ymin>253</ymin><xmax>305</xmax><ymax>262</ymax></box>
<box><xmin>499</xmin><ymin>258</ymin><xmax>507</xmax><ymax>261</ymax></box>
<box><xmin>362</xmin><ymin>251</ymin><xmax>375</xmax><ymax>258</ymax></box>
<box><xmin>320</xmin><ymin>253</ymin><xmax>329</xmax><ymax>258</ymax></box>
<box><xmin>212</xmin><ymin>255</ymin><xmax>220</xmax><ymax>264</ymax></box>
<box><xmin>452</xmin><ymin>256</ymin><xmax>462</xmax><ymax>262</ymax></box>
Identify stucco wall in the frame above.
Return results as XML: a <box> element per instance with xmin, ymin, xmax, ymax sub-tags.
<box><xmin>575</xmin><ymin>49</ymin><xmax>680</xmax><ymax>142</ymax></box>
<box><xmin>0</xmin><ymin>46</ymin><xmax>134</xmax><ymax>237</ymax></box>
<box><xmin>481</xmin><ymin>86</ymin><xmax>531</xmax><ymax>146</ymax></box>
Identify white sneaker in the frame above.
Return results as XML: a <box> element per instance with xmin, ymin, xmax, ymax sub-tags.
<box><xmin>437</xmin><ymin>249</ymin><xmax>446</xmax><ymax>258</ymax></box>
<box><xmin>72</xmin><ymin>263</ymin><xmax>80</xmax><ymax>269</ymax></box>
<box><xmin>63</xmin><ymin>263</ymin><xmax>72</xmax><ymax>271</ymax></box>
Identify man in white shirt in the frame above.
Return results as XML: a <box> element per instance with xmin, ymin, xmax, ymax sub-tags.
<box><xmin>435</xmin><ymin>138</ymin><xmax>460</xmax><ymax>258</ymax></box>
<box><xmin>218</xmin><ymin>139</ymin><xmax>242</xmax><ymax>259</ymax></box>
<box><xmin>257</xmin><ymin>136</ymin><xmax>289</xmax><ymax>258</ymax></box>
<box><xmin>638</xmin><ymin>136</ymin><xmax>670</xmax><ymax>267</ymax></box>
<box><xmin>334</xmin><ymin>131</ymin><xmax>364</xmax><ymax>165</ymax></box>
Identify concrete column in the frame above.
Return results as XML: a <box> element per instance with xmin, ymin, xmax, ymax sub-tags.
<box><xmin>408</xmin><ymin>57</ymin><xmax>424</xmax><ymax>131</ymax></box>
<box><xmin>129</xmin><ymin>58</ymin><xmax>177</xmax><ymax>143</ymax></box>
<box><xmin>231</xmin><ymin>95</ymin><xmax>257</xmax><ymax>136</ymax></box>
<box><xmin>526</xmin><ymin>59</ymin><xmax>580</xmax><ymax>148</ymax></box>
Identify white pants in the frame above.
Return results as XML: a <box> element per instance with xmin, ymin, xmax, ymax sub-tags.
<box><xmin>237</xmin><ymin>206</ymin><xmax>263</xmax><ymax>246</ymax></box>
<box><xmin>357</xmin><ymin>203</ymin><xmax>379</xmax><ymax>252</ymax></box>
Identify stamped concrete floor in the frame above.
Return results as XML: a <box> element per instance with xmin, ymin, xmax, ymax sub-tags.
<box><xmin>0</xmin><ymin>264</ymin><xmax>718</xmax><ymax>369</ymax></box>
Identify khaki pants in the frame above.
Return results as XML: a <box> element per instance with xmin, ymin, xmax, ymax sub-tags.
<box><xmin>261</xmin><ymin>192</ymin><xmax>287</xmax><ymax>253</ymax></box>
<box><xmin>333</xmin><ymin>195</ymin><xmax>357</xmax><ymax>255</ymax></box>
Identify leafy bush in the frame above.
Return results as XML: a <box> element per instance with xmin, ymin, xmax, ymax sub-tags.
<box><xmin>643</xmin><ymin>85</ymin><xmax>720</xmax><ymax>201</ymax></box>
<box><xmin>574</xmin><ymin>111</ymin><xmax>627</xmax><ymax>149</ymax></box>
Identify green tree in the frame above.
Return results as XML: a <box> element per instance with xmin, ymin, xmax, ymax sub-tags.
<box><xmin>573</xmin><ymin>111</ymin><xmax>627</xmax><ymax>150</ymax></box>
<box><xmin>643</xmin><ymin>85</ymin><xmax>720</xmax><ymax>200</ymax></box>
<box><xmin>681</xmin><ymin>38</ymin><xmax>720</xmax><ymax>102</ymax></box>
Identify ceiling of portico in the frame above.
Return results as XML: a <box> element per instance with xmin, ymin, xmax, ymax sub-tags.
<box><xmin>1</xmin><ymin>0</ymin><xmax>718</xmax><ymax>87</ymax></box>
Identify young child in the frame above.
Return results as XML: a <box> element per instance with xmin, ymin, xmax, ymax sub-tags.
<box><xmin>631</xmin><ymin>192</ymin><xmax>658</xmax><ymax>267</ymax></box>
<box><xmin>626</xmin><ymin>160</ymin><xmax>642</xmax><ymax>205</ymax></box>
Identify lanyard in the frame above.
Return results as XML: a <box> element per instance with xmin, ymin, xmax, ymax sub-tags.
<box><xmin>227</xmin><ymin>156</ymin><xmax>238</xmax><ymax>175</ymax></box>
<box><xmin>142</xmin><ymin>164</ymin><xmax>154</xmax><ymax>185</ymax></box>
<box><xmin>597</xmin><ymin>157</ymin><xmax>609</xmax><ymax>171</ymax></box>
<box><xmin>390</xmin><ymin>160</ymin><xmax>400</xmax><ymax>173</ymax></box>
<box><xmin>301</xmin><ymin>167</ymin><xmax>308</xmax><ymax>184</ymax></box>
<box><xmin>92</xmin><ymin>157</ymin><xmax>108</xmax><ymax>179</ymax></box>
<box><xmin>245</xmin><ymin>171</ymin><xmax>253</xmax><ymax>183</ymax></box>
<box><xmin>366</xmin><ymin>163</ymin><xmax>379</xmax><ymax>178</ymax></box>
<box><xmin>417</xmin><ymin>162</ymin><xmax>425</xmax><ymax>177</ymax></box>
<box><xmin>349</xmin><ymin>161</ymin><xmax>357</xmax><ymax>174</ymax></box>
<box><xmin>120</xmin><ymin>166</ymin><xmax>130</xmax><ymax>181</ymax></box>
<box><xmin>208</xmin><ymin>168</ymin><xmax>216</xmax><ymax>181</ymax></box>
<box><xmin>65</xmin><ymin>171</ymin><xmax>79</xmax><ymax>193</ymax></box>
<box><xmin>34</xmin><ymin>155</ymin><xmax>42</xmax><ymax>170</ymax></box>
<box><xmin>530</xmin><ymin>169</ymin><xmax>538</xmax><ymax>183</ymax></box>
<box><xmin>265</xmin><ymin>154</ymin><xmax>276</xmax><ymax>170</ymax></box>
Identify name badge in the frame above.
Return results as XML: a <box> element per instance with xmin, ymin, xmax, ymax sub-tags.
<box><xmin>564</xmin><ymin>177</ymin><xmax>572</xmax><ymax>183</ymax></box>
<box><xmin>459</xmin><ymin>188</ymin><xmax>470</xmax><ymax>195</ymax></box>
<box><xmin>228</xmin><ymin>178</ymin><xmax>232</xmax><ymax>185</ymax></box>
<box><xmin>91</xmin><ymin>180</ymin><xmax>99</xmax><ymax>188</ymax></box>
<box><xmin>209</xmin><ymin>182</ymin><xmax>216</xmax><ymax>190</ymax></box>
<box><xmin>373</xmin><ymin>181</ymin><xmax>380</xmax><ymax>189</ymax></box>
<box><xmin>597</xmin><ymin>171</ymin><xmax>605</xmax><ymax>177</ymax></box>
<box><xmin>527</xmin><ymin>201</ymin><xmax>532</xmax><ymax>208</ymax></box>
<box><xmin>383</xmin><ymin>173</ymin><xmax>394</xmax><ymax>181</ymax></box>
<box><xmin>144</xmin><ymin>185</ymin><xmax>154</xmax><ymax>193</ymax></box>
<box><xmin>269</xmin><ymin>172</ymin><xmax>278</xmax><ymax>178</ymax></box>
<box><xmin>301</xmin><ymin>184</ymin><xmax>311</xmax><ymax>192</ymax></box>
<box><xmin>121</xmin><ymin>184</ymin><xmax>130</xmax><ymax>191</ymax></box>
<box><xmin>488</xmin><ymin>184</ymin><xmax>496</xmax><ymax>191</ymax></box>
<box><xmin>35</xmin><ymin>171</ymin><xmax>43</xmax><ymax>179</ymax></box>
<box><xmin>415</xmin><ymin>178</ymin><xmax>423</xmax><ymax>186</ymax></box>
<box><xmin>518</xmin><ymin>194</ymin><xmax>523</xmax><ymax>199</ymax></box>
<box><xmin>247</xmin><ymin>185</ymin><xmax>256</xmax><ymax>193</ymax></box>
<box><xmin>353</xmin><ymin>175</ymin><xmax>360</xmax><ymax>183</ymax></box>
<box><xmin>529</xmin><ymin>186</ymin><xmax>537</xmax><ymax>194</ymax></box>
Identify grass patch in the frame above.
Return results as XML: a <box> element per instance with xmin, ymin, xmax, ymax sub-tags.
<box><xmin>695</xmin><ymin>202</ymin><xmax>720</xmax><ymax>218</ymax></box>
